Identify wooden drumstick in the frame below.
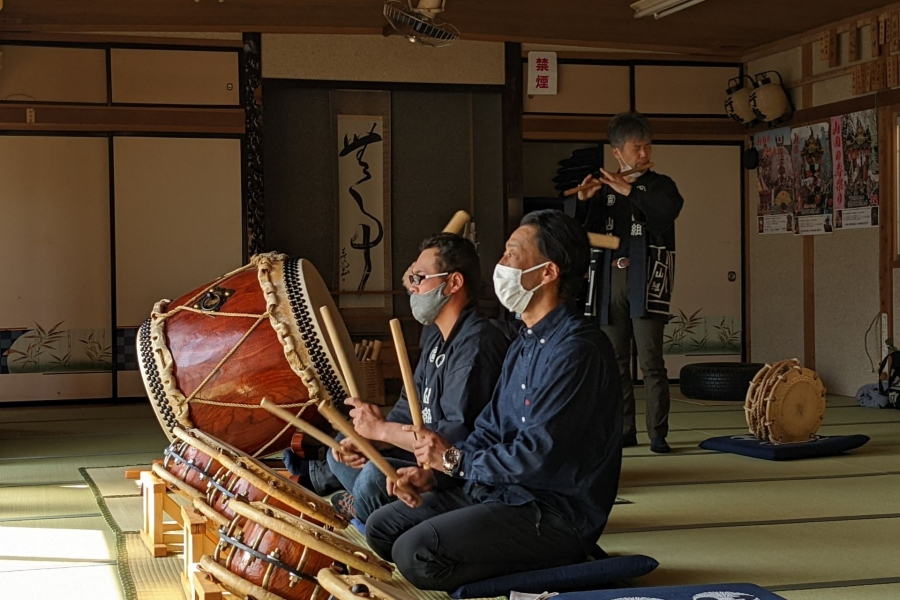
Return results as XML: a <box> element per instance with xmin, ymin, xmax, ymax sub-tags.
<box><xmin>442</xmin><ymin>210</ymin><xmax>471</xmax><ymax>235</ymax></box>
<box><xmin>588</xmin><ymin>232</ymin><xmax>621</xmax><ymax>251</ymax></box>
<box><xmin>389</xmin><ymin>318</ymin><xmax>430</xmax><ymax>469</ymax></box>
<box><xmin>318</xmin><ymin>400</ymin><xmax>422</xmax><ymax>503</ymax></box>
<box><xmin>389</xmin><ymin>320</ymin><xmax>424</xmax><ymax>429</ymax></box>
<box><xmin>564</xmin><ymin>163</ymin><xmax>654</xmax><ymax>198</ymax></box>
<box><xmin>319</xmin><ymin>305</ymin><xmax>362</xmax><ymax>399</ymax></box>
<box><xmin>371</xmin><ymin>340</ymin><xmax>383</xmax><ymax>361</ymax></box>
<box><xmin>259</xmin><ymin>398</ymin><xmax>343</xmax><ymax>453</ymax></box>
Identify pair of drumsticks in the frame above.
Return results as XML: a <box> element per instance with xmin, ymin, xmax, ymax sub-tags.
<box><xmin>261</xmin><ymin>308</ymin><xmax>425</xmax><ymax>502</ymax></box>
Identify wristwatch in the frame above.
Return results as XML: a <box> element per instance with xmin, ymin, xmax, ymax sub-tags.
<box><xmin>442</xmin><ymin>446</ymin><xmax>462</xmax><ymax>476</ymax></box>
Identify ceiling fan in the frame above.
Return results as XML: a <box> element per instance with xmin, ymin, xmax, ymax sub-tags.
<box><xmin>383</xmin><ymin>0</ymin><xmax>460</xmax><ymax>48</ymax></box>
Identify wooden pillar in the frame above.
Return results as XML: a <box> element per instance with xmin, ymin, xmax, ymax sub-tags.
<box><xmin>502</xmin><ymin>42</ymin><xmax>524</xmax><ymax>236</ymax></box>
<box><xmin>801</xmin><ymin>42</ymin><xmax>816</xmax><ymax>370</ymax></box>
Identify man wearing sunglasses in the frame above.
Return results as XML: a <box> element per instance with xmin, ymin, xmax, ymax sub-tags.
<box><xmin>325</xmin><ymin>233</ymin><xmax>510</xmax><ymax>524</ymax></box>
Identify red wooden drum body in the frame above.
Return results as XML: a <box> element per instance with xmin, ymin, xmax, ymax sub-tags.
<box><xmin>155</xmin><ymin>427</ymin><xmax>346</xmax><ymax>530</ymax></box>
<box><xmin>209</xmin><ymin>502</ymin><xmax>391</xmax><ymax>600</ymax></box>
<box><xmin>138</xmin><ymin>254</ymin><xmax>362</xmax><ymax>457</ymax></box>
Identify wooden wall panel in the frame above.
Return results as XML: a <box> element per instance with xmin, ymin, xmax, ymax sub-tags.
<box><xmin>113</xmin><ymin>137</ymin><xmax>243</xmax><ymax>327</ymax></box>
<box><xmin>635</xmin><ymin>65</ymin><xmax>739</xmax><ymax>114</ymax></box>
<box><xmin>0</xmin><ymin>45</ymin><xmax>107</xmax><ymax>103</ymax></box>
<box><xmin>0</xmin><ymin>136</ymin><xmax>112</xmax><ymax>402</ymax></box>
<box><xmin>523</xmin><ymin>64</ymin><xmax>630</xmax><ymax>115</ymax></box>
<box><xmin>111</xmin><ymin>49</ymin><xmax>239</xmax><ymax>105</ymax></box>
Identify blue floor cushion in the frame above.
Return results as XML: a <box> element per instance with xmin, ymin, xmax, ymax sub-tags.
<box><xmin>699</xmin><ymin>434</ymin><xmax>869</xmax><ymax>461</ymax></box>
<box><xmin>553</xmin><ymin>582</ymin><xmax>786</xmax><ymax>600</ymax></box>
<box><xmin>450</xmin><ymin>555</ymin><xmax>659</xmax><ymax>599</ymax></box>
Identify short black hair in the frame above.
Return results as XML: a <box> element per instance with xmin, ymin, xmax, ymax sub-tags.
<box><xmin>607</xmin><ymin>111</ymin><xmax>652</xmax><ymax>149</ymax></box>
<box><xmin>419</xmin><ymin>233</ymin><xmax>481</xmax><ymax>299</ymax></box>
<box><xmin>520</xmin><ymin>210</ymin><xmax>589</xmax><ymax>300</ymax></box>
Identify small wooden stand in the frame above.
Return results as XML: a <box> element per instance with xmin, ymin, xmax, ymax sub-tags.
<box><xmin>191</xmin><ymin>567</ymin><xmax>225</xmax><ymax>600</ymax></box>
<box><xmin>137</xmin><ymin>470</ymin><xmax>220</xmax><ymax>598</ymax></box>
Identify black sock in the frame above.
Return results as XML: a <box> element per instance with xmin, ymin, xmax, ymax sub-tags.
<box><xmin>282</xmin><ymin>449</ymin><xmax>314</xmax><ymax>489</ymax></box>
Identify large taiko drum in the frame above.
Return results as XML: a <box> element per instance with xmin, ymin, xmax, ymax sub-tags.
<box><xmin>745</xmin><ymin>359</ymin><xmax>827</xmax><ymax>443</ymax></box>
<box><xmin>152</xmin><ymin>427</ymin><xmax>346</xmax><ymax>530</ymax></box>
<box><xmin>138</xmin><ymin>253</ymin><xmax>363</xmax><ymax>457</ymax></box>
<box><xmin>200</xmin><ymin>501</ymin><xmax>392</xmax><ymax>600</ymax></box>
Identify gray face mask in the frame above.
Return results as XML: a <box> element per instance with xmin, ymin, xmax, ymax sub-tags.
<box><xmin>410</xmin><ymin>282</ymin><xmax>451</xmax><ymax>325</ymax></box>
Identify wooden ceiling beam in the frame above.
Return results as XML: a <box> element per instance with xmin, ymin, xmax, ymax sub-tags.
<box><xmin>742</xmin><ymin>1</ymin><xmax>900</xmax><ymax>62</ymax></box>
<box><xmin>0</xmin><ymin>0</ymin><xmax>893</xmax><ymax>58</ymax></box>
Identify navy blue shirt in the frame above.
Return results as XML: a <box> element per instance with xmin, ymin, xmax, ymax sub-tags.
<box><xmin>387</xmin><ymin>305</ymin><xmax>510</xmax><ymax>445</ymax></box>
<box><xmin>456</xmin><ymin>303</ymin><xmax>623</xmax><ymax>544</ymax></box>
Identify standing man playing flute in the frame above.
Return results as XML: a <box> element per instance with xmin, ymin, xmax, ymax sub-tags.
<box><xmin>579</xmin><ymin>111</ymin><xmax>684</xmax><ymax>453</ymax></box>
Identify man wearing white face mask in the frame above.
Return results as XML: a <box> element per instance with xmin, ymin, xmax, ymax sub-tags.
<box><xmin>364</xmin><ymin>210</ymin><xmax>623</xmax><ymax>592</ymax></box>
<box><xmin>324</xmin><ymin>233</ymin><xmax>509</xmax><ymax>524</ymax></box>
<box><xmin>578</xmin><ymin>111</ymin><xmax>684</xmax><ymax>454</ymax></box>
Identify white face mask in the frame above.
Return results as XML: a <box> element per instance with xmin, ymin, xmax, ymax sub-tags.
<box><xmin>614</xmin><ymin>152</ymin><xmax>646</xmax><ymax>181</ymax></box>
<box><xmin>493</xmin><ymin>262</ymin><xmax>549</xmax><ymax>314</ymax></box>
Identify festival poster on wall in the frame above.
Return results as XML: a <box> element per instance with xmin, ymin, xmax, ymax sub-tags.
<box><xmin>791</xmin><ymin>122</ymin><xmax>834</xmax><ymax>235</ymax></box>
<box><xmin>833</xmin><ymin>109</ymin><xmax>879</xmax><ymax>230</ymax></box>
<box><xmin>754</xmin><ymin>127</ymin><xmax>794</xmax><ymax>234</ymax></box>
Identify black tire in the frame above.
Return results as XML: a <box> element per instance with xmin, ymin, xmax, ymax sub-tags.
<box><xmin>679</xmin><ymin>362</ymin><xmax>765</xmax><ymax>401</ymax></box>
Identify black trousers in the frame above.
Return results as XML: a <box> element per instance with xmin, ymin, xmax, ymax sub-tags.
<box><xmin>365</xmin><ymin>487</ymin><xmax>586</xmax><ymax>592</ymax></box>
<box><xmin>603</xmin><ymin>267</ymin><xmax>670</xmax><ymax>439</ymax></box>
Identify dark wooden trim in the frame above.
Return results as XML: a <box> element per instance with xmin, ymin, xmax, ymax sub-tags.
<box><xmin>262</xmin><ymin>78</ymin><xmax>503</xmax><ymax>95</ymax></box>
<box><xmin>801</xmin><ymin>43</ymin><xmax>813</xmax><ymax>114</ymax></box>
<box><xmin>523</xmin><ymin>114</ymin><xmax>745</xmax><ymax>141</ymax></box>
<box><xmin>743</xmin><ymin>138</ymin><xmax>753</xmax><ymax>362</ymax></box>
<box><xmin>0</xmin><ymin>32</ymin><xmax>244</xmax><ymax>49</ymax></box>
<box><xmin>750</xmin><ymin>86</ymin><xmax>900</xmax><ymax>133</ymax></box>
<box><xmin>0</xmin><ymin>105</ymin><xmax>245</xmax><ymax>134</ymax></box>
<box><xmin>803</xmin><ymin>236</ymin><xmax>816</xmax><ymax>370</ymax></box>
<box><xmin>801</xmin><ymin>42</ymin><xmax>816</xmax><ymax>371</ymax></box>
<box><xmin>522</xmin><ymin>50</ymin><xmax>743</xmax><ymax>64</ymax></box>
<box><xmin>879</xmin><ymin>105</ymin><xmax>895</xmax><ymax>349</ymax></box>
<box><xmin>107</xmin><ymin>136</ymin><xmax>118</xmax><ymax>399</ymax></box>
<box><xmin>502</xmin><ymin>42</ymin><xmax>524</xmax><ymax>236</ymax></box>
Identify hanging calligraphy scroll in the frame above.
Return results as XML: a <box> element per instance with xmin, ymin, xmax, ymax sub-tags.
<box><xmin>331</xmin><ymin>91</ymin><xmax>392</xmax><ymax>315</ymax></box>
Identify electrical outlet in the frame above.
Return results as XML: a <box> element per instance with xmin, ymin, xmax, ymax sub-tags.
<box><xmin>882</xmin><ymin>312</ymin><xmax>890</xmax><ymax>361</ymax></box>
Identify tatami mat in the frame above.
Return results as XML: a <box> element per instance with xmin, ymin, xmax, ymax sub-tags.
<box><xmin>0</xmin><ymin>417</ymin><xmax>164</xmax><ymax>441</ymax></box>
<box><xmin>3</xmin><ymin>390</ymin><xmax>898</xmax><ymax>599</ymax></box>
<box><xmin>84</xmin><ymin>466</ymin><xmax>147</xmax><ymax>498</ymax></box>
<box><xmin>0</xmin><ymin>563</ymin><xmax>126</xmax><ymax>600</ymax></box>
<box><xmin>611</xmin><ymin>474</ymin><xmax>900</xmax><ymax>533</ymax></box>
<box><xmin>0</xmin><ymin>403</ymin><xmax>156</xmax><ymax>424</ymax></box>
<box><xmin>122</xmin><ymin>533</ymin><xmax>185</xmax><ymax>600</ymax></box>
<box><xmin>0</xmin><ymin>430</ymin><xmax>169</xmax><ymax>460</ymax></box>
<box><xmin>0</xmin><ymin>485</ymin><xmax>103</xmax><ymax>522</ymax></box>
<box><xmin>620</xmin><ymin>452</ymin><xmax>872</xmax><ymax>487</ymax></box>
<box><xmin>602</xmin><ymin>517</ymin><xmax>900</xmax><ymax>589</ymax></box>
<box><xmin>0</xmin><ymin>453</ymin><xmax>162</xmax><ymax>487</ymax></box>
<box><xmin>0</xmin><ymin>516</ymin><xmax>117</xmax><ymax>563</ymax></box>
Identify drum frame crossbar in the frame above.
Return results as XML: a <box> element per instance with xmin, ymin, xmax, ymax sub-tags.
<box><xmin>163</xmin><ymin>443</ymin><xmax>215</xmax><ymax>482</ymax></box>
<box><xmin>217</xmin><ymin>528</ymin><xmax>318</xmax><ymax>587</ymax></box>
